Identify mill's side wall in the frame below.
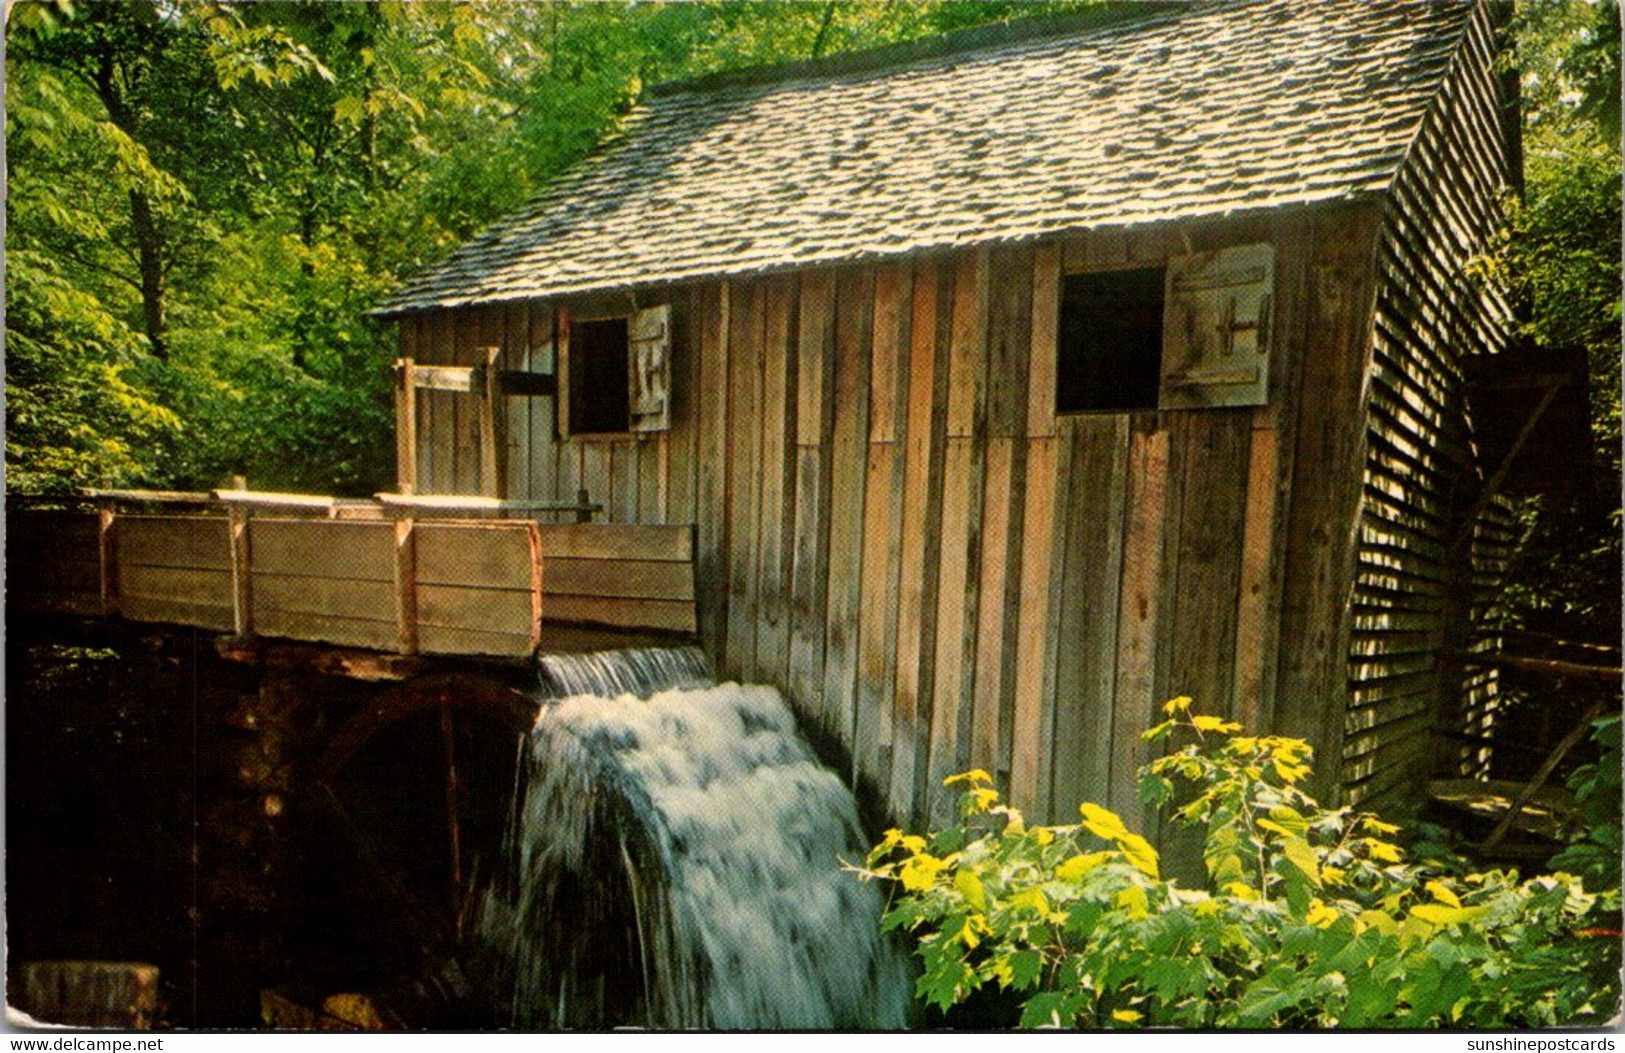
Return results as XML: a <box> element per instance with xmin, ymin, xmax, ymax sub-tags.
<box><xmin>396</xmin><ymin>204</ymin><xmax>1386</xmax><ymax>826</ymax></box>
<box><xmin>1350</xmin><ymin>0</ymin><xmax>1519</xmax><ymax>809</ymax></box>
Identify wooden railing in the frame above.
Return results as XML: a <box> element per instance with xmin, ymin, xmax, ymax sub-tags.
<box><xmin>7</xmin><ymin>490</ymin><xmax>695</xmax><ymax>659</ymax></box>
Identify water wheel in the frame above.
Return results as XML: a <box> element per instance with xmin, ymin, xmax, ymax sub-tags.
<box><xmin>299</xmin><ymin>673</ymin><xmax>536</xmax><ymax>1017</ymax></box>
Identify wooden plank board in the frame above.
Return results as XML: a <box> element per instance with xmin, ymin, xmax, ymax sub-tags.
<box><xmin>1009</xmin><ymin>437</ymin><xmax>1058</xmax><ymax>813</ymax></box>
<box><xmin>666</xmin><ymin>290</ymin><xmax>700</xmax><ymax>525</ymax></box>
<box><xmin>453</xmin><ymin>309</ymin><xmax>483</xmax><ymax>493</ymax></box>
<box><xmin>1233</xmin><ymin>425</ymin><xmax>1282</xmax><ymax>733</ymax></box>
<box><xmin>695</xmin><ymin>283</ymin><xmax>732</xmax><ymax>657</ymax></box>
<box><xmin>1049</xmin><ymin>415</ymin><xmax>1129</xmax><ymax>818</ymax></box>
<box><xmin>542</xmin><ymin>558</ymin><xmax>695</xmax><ymax>601</ymax></box>
<box><xmin>250</xmin><ymin>572</ymin><xmax>396</xmax><ymax>623</ymax></box>
<box><xmin>581</xmin><ymin>442</ymin><xmax>612</xmax><ymax>521</ymax></box>
<box><xmin>984</xmin><ymin>244</ymin><xmax>1033</xmax><ymax>440</ymax></box>
<box><xmin>414</xmin><ymin>521</ymin><xmax>539</xmax><ymax>590</ymax></box>
<box><xmin>248</xmin><ymin>519</ymin><xmax>393</xmax><ymax>581</ymax></box>
<box><xmin>120</xmin><ymin>593</ymin><xmax>235</xmax><ymax>633</ymax></box>
<box><xmin>889</xmin><ymin>259</ymin><xmax>950</xmax><ymax>824</ymax></box>
<box><xmin>534</xmin><ymin>523</ymin><xmax>693</xmax><ymax>562</ymax></box>
<box><xmin>823</xmin><ymin>267</ymin><xmax>874</xmax><ymax>744</ymax></box>
<box><xmin>116</xmin><ymin>515</ymin><xmax>232</xmax><ymax>571</ymax></box>
<box><xmin>725</xmin><ymin>281</ymin><xmax>764</xmax><ymax>679</ymax></box>
<box><xmin>853</xmin><ymin>263</ymin><xmax>910</xmax><ymax>791</ymax></box>
<box><xmin>788</xmin><ymin>270</ymin><xmax>837</xmax><ymax>729</ymax></box>
<box><xmin>1028</xmin><ymin>244</ymin><xmax>1060</xmax><ymax>437</ymax></box>
<box><xmin>114</xmin><ymin>563</ymin><xmax>233</xmax><ymax>606</ymax></box>
<box><xmin>416</xmin><ymin>622</ymin><xmax>536</xmax><ymax>659</ymax></box>
<box><xmin>542</xmin><ymin>594</ymin><xmax>697</xmax><ymax>634</ymax></box>
<box><xmin>927</xmin><ymin>437</ymin><xmax>977</xmax><ymax>823</ymax></box>
<box><xmin>416</xmin><ymin>583</ymin><xmax>536</xmax><ymax>631</ymax></box>
<box><xmin>754</xmin><ymin>276</ymin><xmax>799</xmax><ymax>684</ymax></box>
<box><xmin>502</xmin><ymin>302</ymin><xmax>531</xmax><ymax>500</ymax></box>
<box><xmin>971</xmin><ymin>436</ymin><xmax>1019</xmax><ymax>778</ymax></box>
<box><xmin>428</xmin><ymin>311</ymin><xmax>457</xmax><ymax>494</ymax></box>
<box><xmin>946</xmin><ymin>249</ymin><xmax>989</xmax><ymax>438</ymax></box>
<box><xmin>1109</xmin><ymin>424</ymin><xmax>1172</xmax><ymax>823</ymax></box>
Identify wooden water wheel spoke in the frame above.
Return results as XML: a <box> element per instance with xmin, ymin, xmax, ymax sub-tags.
<box><xmin>440</xmin><ymin>707</ymin><xmax>465</xmax><ymax>939</ymax></box>
<box><xmin>312</xmin><ymin>674</ymin><xmax>536</xmax><ymax>943</ymax></box>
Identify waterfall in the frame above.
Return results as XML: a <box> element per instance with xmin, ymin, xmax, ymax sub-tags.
<box><xmin>478</xmin><ymin>650</ymin><xmax>912</xmax><ymax>1030</ymax></box>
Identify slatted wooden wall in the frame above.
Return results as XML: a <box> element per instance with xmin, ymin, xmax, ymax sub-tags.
<box><xmin>405</xmin><ymin>204</ymin><xmax>1412</xmax><ymax>826</ymax></box>
<box><xmin>1350</xmin><ymin>0</ymin><xmax>1517</xmax><ymax>808</ymax></box>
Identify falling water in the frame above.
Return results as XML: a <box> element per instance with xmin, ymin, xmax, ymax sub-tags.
<box><xmin>478</xmin><ymin>649</ymin><xmax>913</xmax><ymax>1030</ymax></box>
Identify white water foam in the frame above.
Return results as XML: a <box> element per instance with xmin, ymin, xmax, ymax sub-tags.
<box><xmin>482</xmin><ymin>674</ymin><xmax>912</xmax><ymax>1030</ymax></box>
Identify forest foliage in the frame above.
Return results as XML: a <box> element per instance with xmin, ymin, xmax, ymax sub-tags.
<box><xmin>4</xmin><ymin>0</ymin><xmax>1071</xmax><ymax>495</ymax></box>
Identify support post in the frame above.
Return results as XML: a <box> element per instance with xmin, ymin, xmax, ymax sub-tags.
<box><xmin>394</xmin><ymin>516</ymin><xmax>419</xmax><ymax>655</ymax></box>
<box><xmin>228</xmin><ymin>504</ymin><xmax>253</xmax><ymax>638</ymax></box>
<box><xmin>395</xmin><ymin>358</ymin><xmax>418</xmax><ymax>496</ymax></box>
<box><xmin>477</xmin><ymin>346</ymin><xmax>503</xmax><ymax>498</ymax></box>
<box><xmin>96</xmin><ymin>499</ymin><xmax>119</xmax><ymax>617</ymax></box>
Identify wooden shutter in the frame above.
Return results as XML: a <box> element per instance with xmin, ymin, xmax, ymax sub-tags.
<box><xmin>1159</xmin><ymin>243</ymin><xmax>1275</xmax><ymax>410</ymax></box>
<box><xmin>628</xmin><ymin>304</ymin><xmax>672</xmax><ymax>433</ymax></box>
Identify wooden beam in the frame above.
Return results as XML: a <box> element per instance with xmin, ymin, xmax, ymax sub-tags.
<box><xmin>394</xmin><ymin>517</ymin><xmax>419</xmax><ymax>655</ymax></box>
<box><xmin>1458</xmin><ymin>651</ymin><xmax>1624</xmax><ymax>683</ymax></box>
<box><xmin>1451</xmin><ymin>378</ymin><xmax>1563</xmax><ymax>554</ymax></box>
<box><xmin>1481</xmin><ymin>700</ymin><xmax>1605</xmax><ymax>853</ymax></box>
<box><xmin>395</xmin><ymin>357</ymin><xmax>418</xmax><ymax>495</ymax></box>
<box><xmin>410</xmin><ymin>365</ymin><xmax>477</xmax><ymax>393</ymax></box>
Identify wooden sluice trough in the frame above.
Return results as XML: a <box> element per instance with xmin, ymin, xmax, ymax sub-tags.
<box><xmin>7</xmin><ymin>489</ymin><xmax>697</xmax><ymax>663</ymax></box>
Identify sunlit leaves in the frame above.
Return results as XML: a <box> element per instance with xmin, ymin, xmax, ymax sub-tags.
<box><xmin>860</xmin><ymin>700</ymin><xmax>1616</xmax><ymax>1029</ymax></box>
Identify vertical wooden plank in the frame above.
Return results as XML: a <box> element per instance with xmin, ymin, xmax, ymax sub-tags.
<box><xmin>854</xmin><ymin>265</ymin><xmax>910</xmax><ymax>792</ymax></box>
<box><xmin>890</xmin><ymin>260</ymin><xmax>949</xmax><ymax>824</ymax></box>
<box><xmin>695</xmin><ymin>284</ymin><xmax>731</xmax><ymax>658</ymax></box>
<box><xmin>529</xmin><ymin>305</ymin><xmax>560</xmax><ymax>503</ymax></box>
<box><xmin>638</xmin><ymin>437</ymin><xmax>664</xmax><ymax>524</ymax></box>
<box><xmin>503</xmin><ymin>303</ymin><xmax>531</xmax><ymax>501</ymax></box>
<box><xmin>927</xmin><ymin>438</ymin><xmax>975</xmax><ymax>821</ymax></box>
<box><xmin>555</xmin><ymin>306</ymin><xmax>572</xmax><ymax>441</ymax></box>
<box><xmin>725</xmin><ymin>281</ymin><xmax>764</xmax><ymax>680</ymax></box>
<box><xmin>582</xmin><ymin>443</ymin><xmax>611</xmax><ymax>521</ymax></box>
<box><xmin>1033</xmin><ymin>427</ymin><xmax>1078</xmax><ymax>821</ymax></box>
<box><xmin>1165</xmin><ymin>410</ymin><xmax>1252</xmax><ymax>717</ymax></box>
<box><xmin>610</xmin><ymin>441</ymin><xmax>638</xmax><ymax>523</ymax></box>
<box><xmin>666</xmin><ymin>290</ymin><xmax>701</xmax><ymax>526</ymax></box>
<box><xmin>1233</xmin><ymin>425</ymin><xmax>1280</xmax><ymax>733</ymax></box>
<box><xmin>395</xmin><ymin>355</ymin><xmax>418</xmax><ymax>496</ymax></box>
<box><xmin>979</xmin><ymin>244</ymin><xmax>1033</xmax><ymax>786</ymax></box>
<box><xmin>454</xmin><ymin>310</ymin><xmax>483</xmax><ymax>493</ymax></box>
<box><xmin>1028</xmin><ymin>244</ymin><xmax>1060</xmax><ymax>438</ymax></box>
<box><xmin>1276</xmin><ymin>206</ymin><xmax>1382</xmax><ymax>804</ymax></box>
<box><xmin>789</xmin><ymin>270</ymin><xmax>836</xmax><ymax>730</ymax></box>
<box><xmin>394</xmin><ymin>518</ymin><xmax>418</xmax><ymax>655</ymax></box>
<box><xmin>970</xmin><ymin>437</ymin><xmax>1016</xmax><ymax>776</ymax></box>
<box><xmin>1009</xmin><ymin>436</ymin><xmax>1056</xmax><ymax>813</ymax></box>
<box><xmin>1048</xmin><ymin>416</ymin><xmax>1130</xmax><ymax>818</ymax></box>
<box><xmin>755</xmin><ymin>277</ymin><xmax>799</xmax><ymax>686</ymax></box>
<box><xmin>946</xmin><ymin>248</ymin><xmax>990</xmax><ymax>439</ymax></box>
<box><xmin>228</xmin><ymin>506</ymin><xmax>252</xmax><ymax>637</ymax></box>
<box><xmin>428</xmin><ymin>312</ymin><xmax>457</xmax><ymax>495</ymax></box>
<box><xmin>927</xmin><ymin>250</ymin><xmax>990</xmax><ymax>822</ymax></box>
<box><xmin>98</xmin><ymin>504</ymin><xmax>120</xmax><ymax>617</ymax></box>
<box><xmin>478</xmin><ymin>346</ymin><xmax>502</xmax><ymax>498</ymax></box>
<box><xmin>823</xmin><ymin>268</ymin><xmax>873</xmax><ymax>747</ymax></box>
<box><xmin>1109</xmin><ymin>423</ymin><xmax>1172</xmax><ymax>825</ymax></box>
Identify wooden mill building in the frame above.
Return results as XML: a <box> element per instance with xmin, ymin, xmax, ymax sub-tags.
<box><xmin>373</xmin><ymin>0</ymin><xmax>1524</xmax><ymax>823</ymax></box>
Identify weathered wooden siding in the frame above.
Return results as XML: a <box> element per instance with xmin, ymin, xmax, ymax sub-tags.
<box><xmin>1349</xmin><ymin>1</ymin><xmax>1517</xmax><ymax>808</ymax></box>
<box><xmin>413</xmin><ymin>206</ymin><xmax>1397</xmax><ymax>825</ymax></box>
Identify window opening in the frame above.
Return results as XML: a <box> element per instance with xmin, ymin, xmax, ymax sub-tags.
<box><xmin>569</xmin><ymin>316</ymin><xmax>630</xmax><ymax>434</ymax></box>
<box><xmin>1056</xmin><ymin>267</ymin><xmax>1165</xmax><ymax>413</ymax></box>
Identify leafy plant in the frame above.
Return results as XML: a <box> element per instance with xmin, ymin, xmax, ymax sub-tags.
<box><xmin>854</xmin><ymin>698</ymin><xmax>1621</xmax><ymax>1028</ymax></box>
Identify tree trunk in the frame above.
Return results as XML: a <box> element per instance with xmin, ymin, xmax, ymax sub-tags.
<box><xmin>128</xmin><ymin>187</ymin><xmax>169</xmax><ymax>361</ymax></box>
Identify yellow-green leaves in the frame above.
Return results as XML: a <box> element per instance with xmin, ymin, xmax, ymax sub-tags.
<box><xmin>861</xmin><ymin>701</ymin><xmax>1616</xmax><ymax>1030</ymax></box>
<box><xmin>1079</xmin><ymin>802</ymin><xmax>1160</xmax><ymax>878</ymax></box>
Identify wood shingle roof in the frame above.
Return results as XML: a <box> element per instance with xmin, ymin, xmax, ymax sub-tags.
<box><xmin>378</xmin><ymin>0</ymin><xmax>1476</xmax><ymax>315</ymax></box>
